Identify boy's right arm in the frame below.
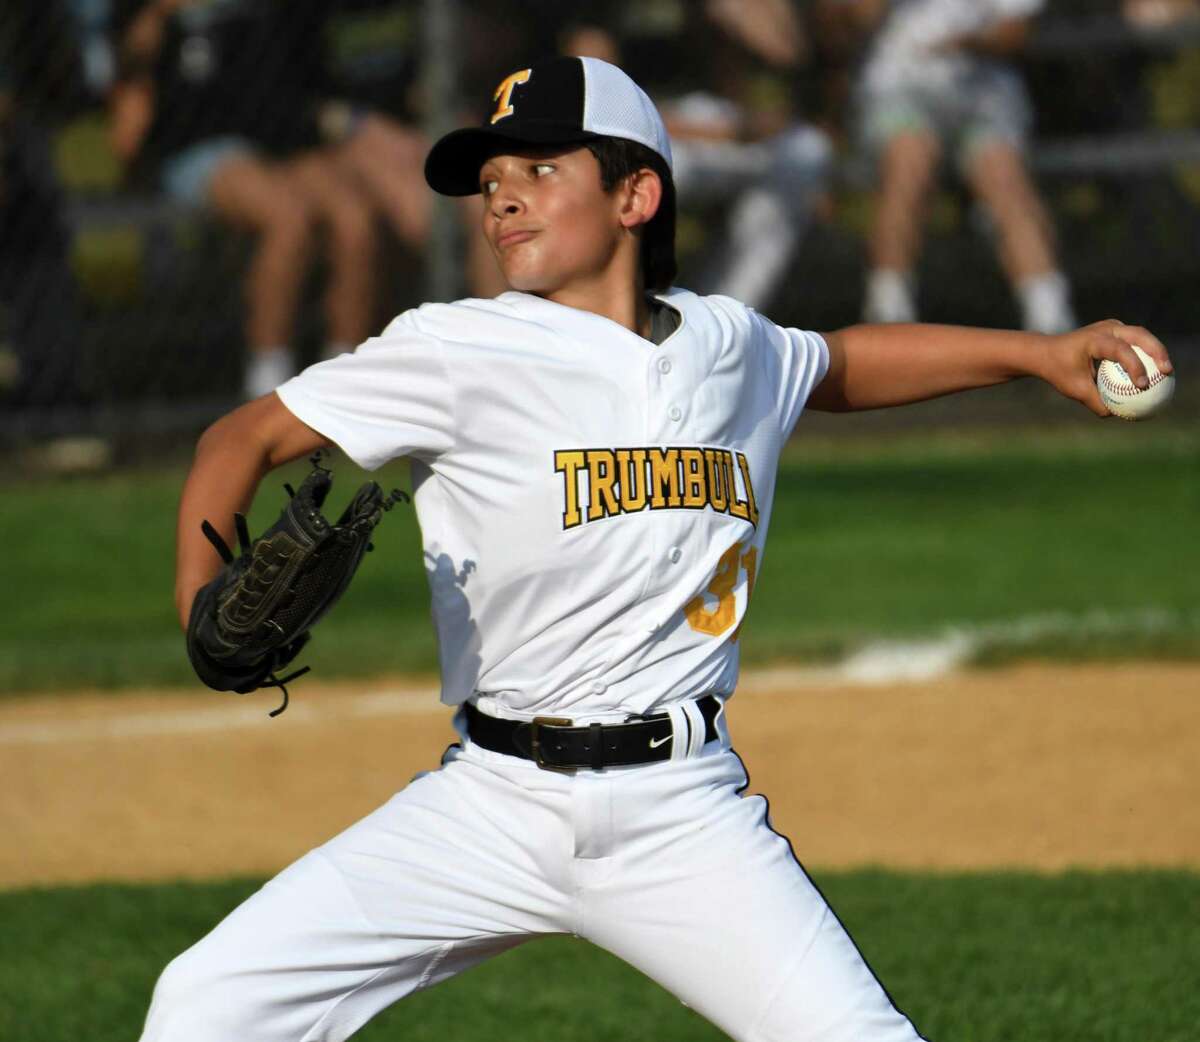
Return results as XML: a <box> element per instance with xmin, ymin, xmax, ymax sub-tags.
<box><xmin>808</xmin><ymin>320</ymin><xmax>1171</xmax><ymax>414</ymax></box>
<box><xmin>175</xmin><ymin>394</ymin><xmax>330</xmax><ymax>630</ymax></box>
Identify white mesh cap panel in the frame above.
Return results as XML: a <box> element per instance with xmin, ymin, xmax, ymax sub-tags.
<box><xmin>579</xmin><ymin>57</ymin><xmax>673</xmax><ymax>171</ymax></box>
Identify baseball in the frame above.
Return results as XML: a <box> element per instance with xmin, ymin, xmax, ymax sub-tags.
<box><xmin>1096</xmin><ymin>344</ymin><xmax>1175</xmax><ymax>420</ymax></box>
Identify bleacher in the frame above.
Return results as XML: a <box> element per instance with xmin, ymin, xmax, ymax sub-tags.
<box><xmin>3</xmin><ymin>6</ymin><xmax>1199</xmax><ymax>444</ymax></box>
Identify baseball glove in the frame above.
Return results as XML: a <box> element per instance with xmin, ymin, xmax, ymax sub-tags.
<box><xmin>186</xmin><ymin>454</ymin><xmax>408</xmax><ymax>715</ymax></box>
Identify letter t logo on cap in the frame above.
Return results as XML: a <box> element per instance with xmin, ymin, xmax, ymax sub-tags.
<box><xmin>490</xmin><ymin>68</ymin><xmax>532</xmax><ymax>124</ymax></box>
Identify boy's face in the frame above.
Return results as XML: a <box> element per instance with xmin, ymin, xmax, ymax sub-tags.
<box><xmin>478</xmin><ymin>146</ymin><xmax>631</xmax><ymax>296</ymax></box>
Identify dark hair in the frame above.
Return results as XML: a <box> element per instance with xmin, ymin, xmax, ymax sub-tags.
<box><xmin>584</xmin><ymin>137</ymin><xmax>677</xmax><ymax>293</ymax></box>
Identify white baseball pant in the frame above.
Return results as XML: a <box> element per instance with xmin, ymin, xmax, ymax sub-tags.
<box><xmin>140</xmin><ymin>708</ymin><xmax>926</xmax><ymax>1042</ymax></box>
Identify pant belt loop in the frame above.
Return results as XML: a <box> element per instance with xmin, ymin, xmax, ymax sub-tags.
<box><xmin>681</xmin><ymin>699</ymin><xmax>707</xmax><ymax>758</ymax></box>
<box><xmin>588</xmin><ymin>722</ymin><xmax>604</xmax><ymax>771</ymax></box>
<box><xmin>664</xmin><ymin>704</ymin><xmax>690</xmax><ymax>762</ymax></box>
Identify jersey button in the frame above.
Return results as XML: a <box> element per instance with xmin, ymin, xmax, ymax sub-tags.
<box><xmin>668</xmin><ymin>405</ymin><xmax>682</xmax><ymax>422</ymax></box>
<box><xmin>657</xmin><ymin>357</ymin><xmax>672</xmax><ymax>374</ymax></box>
<box><xmin>668</xmin><ymin>546</ymin><xmax>682</xmax><ymax>563</ymax></box>
<box><xmin>590</xmin><ymin>681</ymin><xmax>607</xmax><ymax>694</ymax></box>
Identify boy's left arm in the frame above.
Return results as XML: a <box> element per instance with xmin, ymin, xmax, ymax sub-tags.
<box><xmin>808</xmin><ymin>320</ymin><xmax>1174</xmax><ymax>415</ymax></box>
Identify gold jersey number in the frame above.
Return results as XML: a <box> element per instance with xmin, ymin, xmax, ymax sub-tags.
<box><xmin>684</xmin><ymin>540</ymin><xmax>758</xmax><ymax>640</ymax></box>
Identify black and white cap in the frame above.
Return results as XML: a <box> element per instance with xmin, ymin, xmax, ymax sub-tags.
<box><xmin>425</xmin><ymin>56</ymin><xmax>673</xmax><ymax>197</ymax></box>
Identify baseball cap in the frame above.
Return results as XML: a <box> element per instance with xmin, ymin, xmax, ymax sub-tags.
<box><xmin>424</xmin><ymin>56</ymin><xmax>674</xmax><ymax>196</ymax></box>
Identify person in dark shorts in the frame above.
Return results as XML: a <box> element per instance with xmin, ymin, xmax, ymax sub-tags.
<box><xmin>111</xmin><ymin>0</ymin><xmax>380</xmax><ymax>397</ymax></box>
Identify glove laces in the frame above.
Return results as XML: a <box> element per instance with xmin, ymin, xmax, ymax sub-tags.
<box><xmin>263</xmin><ymin>665</ymin><xmax>311</xmax><ymax>718</ymax></box>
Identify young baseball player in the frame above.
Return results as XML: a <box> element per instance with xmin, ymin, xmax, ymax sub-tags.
<box><xmin>149</xmin><ymin>56</ymin><xmax>1172</xmax><ymax>1042</ymax></box>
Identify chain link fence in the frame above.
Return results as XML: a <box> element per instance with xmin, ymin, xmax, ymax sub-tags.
<box><xmin>2</xmin><ymin>1</ymin><xmax>1198</xmax><ymax>454</ymax></box>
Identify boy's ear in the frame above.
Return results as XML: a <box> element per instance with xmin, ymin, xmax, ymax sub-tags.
<box><xmin>618</xmin><ymin>167</ymin><xmax>663</xmax><ymax>230</ymax></box>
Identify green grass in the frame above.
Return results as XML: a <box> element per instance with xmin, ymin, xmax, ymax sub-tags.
<box><xmin>1</xmin><ymin>426</ymin><xmax>1197</xmax><ymax>693</ymax></box>
<box><xmin>1</xmin><ymin>870</ymin><xmax>1197</xmax><ymax>1041</ymax></box>
<box><xmin>751</xmin><ymin>426</ymin><xmax>1200</xmax><ymax>665</ymax></box>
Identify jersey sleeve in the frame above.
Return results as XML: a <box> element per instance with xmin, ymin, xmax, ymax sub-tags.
<box><xmin>274</xmin><ymin>317</ymin><xmax>455</xmax><ymax>471</ymax></box>
<box><xmin>752</xmin><ymin>312</ymin><xmax>830</xmax><ymax>440</ymax></box>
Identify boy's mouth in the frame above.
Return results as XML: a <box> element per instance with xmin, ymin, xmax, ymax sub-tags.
<box><xmin>496</xmin><ymin>228</ymin><xmax>538</xmax><ymax>249</ymax></box>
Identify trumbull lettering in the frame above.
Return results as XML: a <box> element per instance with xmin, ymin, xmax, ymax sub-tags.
<box><xmin>553</xmin><ymin>447</ymin><xmax>759</xmax><ymax>530</ymax></box>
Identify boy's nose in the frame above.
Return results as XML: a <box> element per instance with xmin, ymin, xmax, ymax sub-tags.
<box><xmin>491</xmin><ymin>193</ymin><xmax>524</xmax><ymax>219</ymax></box>
<box><xmin>487</xmin><ymin>175</ymin><xmax>527</xmax><ymax>217</ymax></box>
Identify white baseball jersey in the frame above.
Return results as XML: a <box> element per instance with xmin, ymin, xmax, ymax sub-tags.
<box><xmin>144</xmin><ymin>292</ymin><xmax>929</xmax><ymax>1042</ymax></box>
<box><xmin>856</xmin><ymin>0</ymin><xmax>1043</xmax><ymax>92</ymax></box>
<box><xmin>276</xmin><ymin>288</ymin><xmax>828</xmax><ymax>721</ymax></box>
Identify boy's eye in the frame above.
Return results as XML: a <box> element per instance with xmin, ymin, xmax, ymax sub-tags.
<box><xmin>534</xmin><ymin>163</ymin><xmax>555</xmax><ymax>176</ymax></box>
<box><xmin>481</xmin><ymin>179</ymin><xmax>498</xmax><ymax>195</ymax></box>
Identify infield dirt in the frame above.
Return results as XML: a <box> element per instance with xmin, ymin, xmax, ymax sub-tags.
<box><xmin>2</xmin><ymin>662</ymin><xmax>1197</xmax><ymax>889</ymax></box>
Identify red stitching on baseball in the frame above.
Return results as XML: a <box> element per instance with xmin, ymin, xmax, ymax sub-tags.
<box><xmin>1099</xmin><ymin>367</ymin><xmax>1165</xmax><ymax>397</ymax></box>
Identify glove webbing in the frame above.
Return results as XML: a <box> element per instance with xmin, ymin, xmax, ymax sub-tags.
<box><xmin>196</xmin><ymin>480</ymin><xmax>408</xmax><ymax>717</ymax></box>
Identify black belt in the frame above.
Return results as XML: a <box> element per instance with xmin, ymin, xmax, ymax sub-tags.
<box><xmin>463</xmin><ymin>695</ymin><xmax>721</xmax><ymax>772</ymax></box>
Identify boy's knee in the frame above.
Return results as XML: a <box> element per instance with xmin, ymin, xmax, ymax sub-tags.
<box><xmin>142</xmin><ymin>949</ymin><xmax>201</xmax><ymax>1040</ymax></box>
<box><xmin>142</xmin><ymin>947</ymin><xmax>252</xmax><ymax>1041</ymax></box>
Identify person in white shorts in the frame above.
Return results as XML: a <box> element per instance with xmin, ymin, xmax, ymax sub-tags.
<box><xmin>145</xmin><ymin>55</ymin><xmax>1171</xmax><ymax>1042</ymax></box>
<box><xmin>830</xmin><ymin>0</ymin><xmax>1076</xmax><ymax>334</ymax></box>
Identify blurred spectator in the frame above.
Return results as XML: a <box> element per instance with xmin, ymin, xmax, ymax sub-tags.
<box><xmin>110</xmin><ymin>0</ymin><xmax>379</xmax><ymax>398</ymax></box>
<box><xmin>306</xmin><ymin>0</ymin><xmax>509</xmax><ymax>302</ymax></box>
<box><xmin>549</xmin><ymin>0</ymin><xmax>832</xmax><ymax>313</ymax></box>
<box><xmin>455</xmin><ymin>0</ymin><xmax>831</xmax><ymax>309</ymax></box>
<box><xmin>68</xmin><ymin>0</ymin><xmax>119</xmax><ymax>98</ymax></box>
<box><xmin>315</xmin><ymin>1</ymin><xmax>431</xmax><ymax>271</ymax></box>
<box><xmin>828</xmin><ymin>0</ymin><xmax>1077</xmax><ymax>334</ymax></box>
<box><xmin>1123</xmin><ymin>0</ymin><xmax>1200</xmax><ymax>27</ymax></box>
<box><xmin>0</xmin><ymin>0</ymin><xmax>94</xmax><ymax>412</ymax></box>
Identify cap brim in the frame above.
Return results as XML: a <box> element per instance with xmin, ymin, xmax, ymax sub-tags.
<box><xmin>424</xmin><ymin>122</ymin><xmax>601</xmax><ymax>196</ymax></box>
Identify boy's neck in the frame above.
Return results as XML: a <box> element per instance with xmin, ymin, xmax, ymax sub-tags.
<box><xmin>540</xmin><ymin>270</ymin><xmax>654</xmax><ymax>341</ymax></box>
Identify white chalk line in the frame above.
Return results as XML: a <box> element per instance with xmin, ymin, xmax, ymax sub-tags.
<box><xmin>1</xmin><ymin>608</ymin><xmax>1193</xmax><ymax>746</ymax></box>
<box><xmin>829</xmin><ymin>606</ymin><xmax>1194</xmax><ymax>685</ymax></box>
<box><xmin>0</xmin><ymin>686</ymin><xmax>440</xmax><ymax>746</ymax></box>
